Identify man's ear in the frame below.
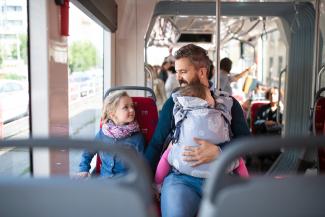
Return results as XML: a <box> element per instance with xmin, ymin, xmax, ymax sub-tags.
<box><xmin>199</xmin><ymin>67</ymin><xmax>208</xmax><ymax>79</ymax></box>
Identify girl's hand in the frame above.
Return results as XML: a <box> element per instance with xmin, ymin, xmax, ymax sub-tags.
<box><xmin>182</xmin><ymin>138</ymin><xmax>221</xmax><ymax>167</ymax></box>
<box><xmin>76</xmin><ymin>172</ymin><xmax>90</xmax><ymax>178</ymax></box>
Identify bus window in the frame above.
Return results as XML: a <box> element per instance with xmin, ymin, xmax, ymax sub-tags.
<box><xmin>68</xmin><ymin>3</ymin><xmax>105</xmax><ymax>175</ymax></box>
<box><xmin>0</xmin><ymin>0</ymin><xmax>30</xmax><ymax>176</ymax></box>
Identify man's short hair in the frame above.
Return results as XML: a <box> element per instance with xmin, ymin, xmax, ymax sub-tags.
<box><xmin>174</xmin><ymin>44</ymin><xmax>213</xmax><ymax>80</ymax></box>
<box><xmin>220</xmin><ymin>57</ymin><xmax>232</xmax><ymax>73</ymax></box>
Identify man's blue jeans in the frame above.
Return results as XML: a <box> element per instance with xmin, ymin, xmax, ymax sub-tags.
<box><xmin>161</xmin><ymin>170</ymin><xmax>205</xmax><ymax>217</ymax></box>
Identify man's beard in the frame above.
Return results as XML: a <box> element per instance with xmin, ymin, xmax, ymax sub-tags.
<box><xmin>178</xmin><ymin>74</ymin><xmax>201</xmax><ymax>86</ymax></box>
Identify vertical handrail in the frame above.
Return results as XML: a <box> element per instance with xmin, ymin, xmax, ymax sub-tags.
<box><xmin>277</xmin><ymin>67</ymin><xmax>286</xmax><ymax>124</ymax></box>
<box><xmin>316</xmin><ymin>65</ymin><xmax>325</xmax><ymax>91</ymax></box>
<box><xmin>311</xmin><ymin>0</ymin><xmax>321</xmax><ymax>106</ymax></box>
<box><xmin>144</xmin><ymin>64</ymin><xmax>154</xmax><ymax>90</ymax></box>
<box><xmin>214</xmin><ymin>0</ymin><xmax>221</xmax><ymax>91</ymax></box>
<box><xmin>144</xmin><ymin>46</ymin><xmax>148</xmax><ymax>89</ymax></box>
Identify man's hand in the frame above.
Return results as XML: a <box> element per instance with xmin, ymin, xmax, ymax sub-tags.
<box><xmin>182</xmin><ymin>138</ymin><xmax>221</xmax><ymax>167</ymax></box>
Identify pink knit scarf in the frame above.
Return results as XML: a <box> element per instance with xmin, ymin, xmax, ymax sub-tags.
<box><xmin>102</xmin><ymin>120</ymin><xmax>140</xmax><ymax>139</ymax></box>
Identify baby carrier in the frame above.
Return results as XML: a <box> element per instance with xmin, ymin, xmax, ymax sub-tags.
<box><xmin>168</xmin><ymin>91</ymin><xmax>234</xmax><ymax>178</ymax></box>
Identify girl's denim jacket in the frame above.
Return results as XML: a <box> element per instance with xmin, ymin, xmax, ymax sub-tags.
<box><xmin>79</xmin><ymin>130</ymin><xmax>145</xmax><ymax>177</ymax></box>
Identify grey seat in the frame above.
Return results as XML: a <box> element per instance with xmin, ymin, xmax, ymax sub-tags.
<box><xmin>199</xmin><ymin>136</ymin><xmax>325</xmax><ymax>217</ymax></box>
<box><xmin>0</xmin><ymin>138</ymin><xmax>157</xmax><ymax>217</ymax></box>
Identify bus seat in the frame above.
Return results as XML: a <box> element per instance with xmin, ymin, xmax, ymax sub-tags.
<box><xmin>0</xmin><ymin>138</ymin><xmax>157</xmax><ymax>217</ymax></box>
<box><xmin>250</xmin><ymin>101</ymin><xmax>269</xmax><ymax>134</ymax></box>
<box><xmin>318</xmin><ymin>117</ymin><xmax>325</xmax><ymax>173</ymax></box>
<box><xmin>199</xmin><ymin>136</ymin><xmax>325</xmax><ymax>217</ymax></box>
<box><xmin>0</xmin><ymin>178</ymin><xmax>157</xmax><ymax>217</ymax></box>
<box><xmin>203</xmin><ymin>176</ymin><xmax>325</xmax><ymax>217</ymax></box>
<box><xmin>313</xmin><ymin>88</ymin><xmax>325</xmax><ymax>172</ymax></box>
<box><xmin>96</xmin><ymin>86</ymin><xmax>158</xmax><ymax>174</ymax></box>
<box><xmin>132</xmin><ymin>96</ymin><xmax>158</xmax><ymax>145</ymax></box>
<box><xmin>313</xmin><ymin>97</ymin><xmax>325</xmax><ymax>135</ymax></box>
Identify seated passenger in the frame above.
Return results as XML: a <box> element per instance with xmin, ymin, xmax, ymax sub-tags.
<box><xmin>254</xmin><ymin>87</ymin><xmax>283</xmax><ymax>135</ymax></box>
<box><xmin>78</xmin><ymin>91</ymin><xmax>145</xmax><ymax>178</ymax></box>
<box><xmin>165</xmin><ymin>66</ymin><xmax>179</xmax><ymax>97</ymax></box>
<box><xmin>155</xmin><ymin>83</ymin><xmax>240</xmax><ymax>184</ymax></box>
<box><xmin>158</xmin><ymin>61</ymin><xmax>171</xmax><ymax>83</ymax></box>
<box><xmin>145</xmin><ymin>44</ymin><xmax>250</xmax><ymax>217</ymax></box>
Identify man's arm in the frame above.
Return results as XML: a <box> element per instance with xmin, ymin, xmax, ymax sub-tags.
<box><xmin>230</xmin><ymin>97</ymin><xmax>251</xmax><ymax>138</ymax></box>
<box><xmin>230</xmin><ymin>65</ymin><xmax>255</xmax><ymax>82</ymax></box>
<box><xmin>145</xmin><ymin>97</ymin><xmax>174</xmax><ymax>173</ymax></box>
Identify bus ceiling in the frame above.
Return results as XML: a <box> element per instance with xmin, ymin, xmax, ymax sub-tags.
<box><xmin>145</xmin><ymin>1</ymin><xmax>314</xmax><ymax>48</ymax></box>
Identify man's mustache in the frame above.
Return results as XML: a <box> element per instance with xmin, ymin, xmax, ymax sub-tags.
<box><xmin>178</xmin><ymin>80</ymin><xmax>188</xmax><ymax>85</ymax></box>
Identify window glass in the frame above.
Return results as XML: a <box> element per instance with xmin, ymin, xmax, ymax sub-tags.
<box><xmin>68</xmin><ymin>3</ymin><xmax>105</xmax><ymax>175</ymax></box>
<box><xmin>0</xmin><ymin>0</ymin><xmax>30</xmax><ymax>176</ymax></box>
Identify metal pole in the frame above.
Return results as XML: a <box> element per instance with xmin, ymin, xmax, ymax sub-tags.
<box><xmin>311</xmin><ymin>0</ymin><xmax>321</xmax><ymax>106</ymax></box>
<box><xmin>144</xmin><ymin>44</ymin><xmax>149</xmax><ymax>97</ymax></box>
<box><xmin>316</xmin><ymin>65</ymin><xmax>325</xmax><ymax>91</ymax></box>
<box><xmin>214</xmin><ymin>0</ymin><xmax>221</xmax><ymax>91</ymax></box>
<box><xmin>144</xmin><ymin>64</ymin><xmax>154</xmax><ymax>89</ymax></box>
<box><xmin>277</xmin><ymin>67</ymin><xmax>286</xmax><ymax>124</ymax></box>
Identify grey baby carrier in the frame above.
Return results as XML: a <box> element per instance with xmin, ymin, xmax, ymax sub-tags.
<box><xmin>168</xmin><ymin>91</ymin><xmax>233</xmax><ymax>178</ymax></box>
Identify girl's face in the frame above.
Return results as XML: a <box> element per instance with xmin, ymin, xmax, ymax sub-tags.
<box><xmin>111</xmin><ymin>96</ymin><xmax>135</xmax><ymax>125</ymax></box>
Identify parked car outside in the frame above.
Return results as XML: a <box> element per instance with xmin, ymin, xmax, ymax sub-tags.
<box><xmin>0</xmin><ymin>79</ymin><xmax>29</xmax><ymax>124</ymax></box>
<box><xmin>69</xmin><ymin>73</ymin><xmax>94</xmax><ymax>97</ymax></box>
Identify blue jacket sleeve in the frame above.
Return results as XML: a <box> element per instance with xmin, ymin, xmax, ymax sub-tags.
<box><xmin>79</xmin><ymin>150</ymin><xmax>96</xmax><ymax>172</ymax></box>
<box><xmin>79</xmin><ymin>131</ymin><xmax>101</xmax><ymax>172</ymax></box>
<box><xmin>145</xmin><ymin>97</ymin><xmax>174</xmax><ymax>173</ymax></box>
<box><xmin>134</xmin><ymin>133</ymin><xmax>145</xmax><ymax>154</ymax></box>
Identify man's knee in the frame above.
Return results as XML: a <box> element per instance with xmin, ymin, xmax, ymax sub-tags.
<box><xmin>161</xmin><ymin>179</ymin><xmax>200</xmax><ymax>217</ymax></box>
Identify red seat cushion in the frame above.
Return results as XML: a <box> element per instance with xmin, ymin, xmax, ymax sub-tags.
<box><xmin>132</xmin><ymin>97</ymin><xmax>158</xmax><ymax>145</ymax></box>
<box><xmin>314</xmin><ymin>97</ymin><xmax>325</xmax><ymax>135</ymax></box>
<box><xmin>314</xmin><ymin>97</ymin><xmax>325</xmax><ymax>172</ymax></box>
<box><xmin>250</xmin><ymin>101</ymin><xmax>269</xmax><ymax>134</ymax></box>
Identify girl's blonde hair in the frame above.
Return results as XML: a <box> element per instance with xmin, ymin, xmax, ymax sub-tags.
<box><xmin>101</xmin><ymin>91</ymin><xmax>130</xmax><ymax>123</ymax></box>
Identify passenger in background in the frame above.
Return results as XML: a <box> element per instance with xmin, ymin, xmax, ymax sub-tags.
<box><xmin>249</xmin><ymin>82</ymin><xmax>267</xmax><ymax>101</ymax></box>
<box><xmin>164</xmin><ymin>46</ymin><xmax>176</xmax><ymax>64</ymax></box>
<box><xmin>248</xmin><ymin>87</ymin><xmax>282</xmax><ymax>172</ymax></box>
<box><xmin>254</xmin><ymin>87</ymin><xmax>282</xmax><ymax>135</ymax></box>
<box><xmin>77</xmin><ymin>91</ymin><xmax>145</xmax><ymax>178</ymax></box>
<box><xmin>158</xmin><ymin>61</ymin><xmax>171</xmax><ymax>83</ymax></box>
<box><xmin>217</xmin><ymin>57</ymin><xmax>255</xmax><ymax>95</ymax></box>
<box><xmin>149</xmin><ymin>65</ymin><xmax>167</xmax><ymax>111</ymax></box>
<box><xmin>164</xmin><ymin>66</ymin><xmax>179</xmax><ymax>97</ymax></box>
<box><xmin>241</xmin><ymin>82</ymin><xmax>267</xmax><ymax>119</ymax></box>
<box><xmin>145</xmin><ymin>44</ymin><xmax>250</xmax><ymax>217</ymax></box>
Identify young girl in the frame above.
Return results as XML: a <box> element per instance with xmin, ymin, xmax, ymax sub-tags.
<box><xmin>155</xmin><ymin>84</ymin><xmax>248</xmax><ymax>184</ymax></box>
<box><xmin>78</xmin><ymin>91</ymin><xmax>145</xmax><ymax>178</ymax></box>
